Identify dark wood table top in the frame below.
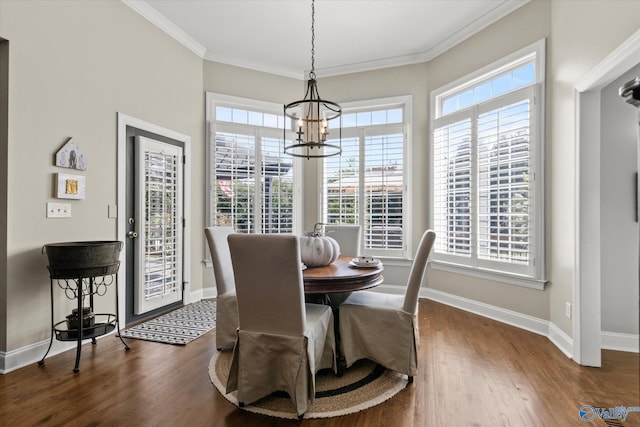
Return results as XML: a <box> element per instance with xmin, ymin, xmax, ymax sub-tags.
<box><xmin>303</xmin><ymin>255</ymin><xmax>384</xmax><ymax>294</ymax></box>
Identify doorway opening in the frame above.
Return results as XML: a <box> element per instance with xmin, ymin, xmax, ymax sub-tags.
<box><xmin>116</xmin><ymin>114</ymin><xmax>192</xmax><ymax>326</ymax></box>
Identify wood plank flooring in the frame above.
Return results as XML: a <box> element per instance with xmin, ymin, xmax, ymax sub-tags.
<box><xmin>1</xmin><ymin>300</ymin><xmax>638</xmax><ymax>426</ymax></box>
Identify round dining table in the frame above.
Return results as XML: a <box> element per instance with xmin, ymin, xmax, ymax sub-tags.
<box><xmin>302</xmin><ymin>255</ymin><xmax>383</xmax><ymax>295</ymax></box>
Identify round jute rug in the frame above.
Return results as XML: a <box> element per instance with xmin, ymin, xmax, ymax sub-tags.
<box><xmin>208</xmin><ymin>350</ymin><xmax>409</xmax><ymax>419</ymax></box>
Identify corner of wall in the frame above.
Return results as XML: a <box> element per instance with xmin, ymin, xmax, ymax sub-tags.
<box><xmin>0</xmin><ymin>38</ymin><xmax>9</xmax><ymax>353</ymax></box>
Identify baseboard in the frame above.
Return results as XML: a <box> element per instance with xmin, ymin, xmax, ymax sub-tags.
<box><xmin>420</xmin><ymin>287</ymin><xmax>550</xmax><ymax>336</ymax></box>
<box><xmin>378</xmin><ymin>285</ymin><xmax>577</xmax><ymax>359</ymax></box>
<box><xmin>4</xmin><ymin>286</ymin><xmax>633</xmax><ymax>374</ymax></box>
<box><xmin>602</xmin><ymin>331</ymin><xmax>640</xmax><ymax>353</ymax></box>
<box><xmin>547</xmin><ymin>322</ymin><xmax>574</xmax><ymax>358</ymax></box>
<box><xmin>0</xmin><ymin>335</ymin><xmax>106</xmax><ymax>375</ymax></box>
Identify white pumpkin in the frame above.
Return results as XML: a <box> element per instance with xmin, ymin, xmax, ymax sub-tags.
<box><xmin>299</xmin><ymin>223</ymin><xmax>341</xmax><ymax>267</ymax></box>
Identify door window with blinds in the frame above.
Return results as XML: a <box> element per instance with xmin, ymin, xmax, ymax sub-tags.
<box><xmin>430</xmin><ymin>40</ymin><xmax>546</xmax><ymax>286</ymax></box>
<box><xmin>321</xmin><ymin>97</ymin><xmax>410</xmax><ymax>258</ymax></box>
<box><xmin>206</xmin><ymin>93</ymin><xmax>298</xmax><ymax>235</ymax></box>
<box><xmin>134</xmin><ymin>136</ymin><xmax>183</xmax><ymax>314</ymax></box>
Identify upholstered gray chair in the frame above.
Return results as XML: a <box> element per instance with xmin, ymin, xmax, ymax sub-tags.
<box><xmin>204</xmin><ymin>226</ymin><xmax>238</xmax><ymax>351</ymax></box>
<box><xmin>324</xmin><ymin>224</ymin><xmax>362</xmax><ymax>257</ymax></box>
<box><xmin>338</xmin><ymin>229</ymin><xmax>436</xmax><ymax>382</ymax></box>
<box><xmin>225</xmin><ymin>234</ymin><xmax>335</xmax><ymax>418</ymax></box>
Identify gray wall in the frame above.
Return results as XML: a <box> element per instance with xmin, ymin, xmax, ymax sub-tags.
<box><xmin>549</xmin><ymin>0</ymin><xmax>640</xmax><ymax>335</ymax></box>
<box><xmin>0</xmin><ymin>0</ymin><xmax>204</xmax><ymax>351</ymax></box>
<box><xmin>1</xmin><ymin>0</ymin><xmax>639</xmax><ymax>359</ymax></box>
<box><xmin>601</xmin><ymin>64</ymin><xmax>640</xmax><ymax>335</ymax></box>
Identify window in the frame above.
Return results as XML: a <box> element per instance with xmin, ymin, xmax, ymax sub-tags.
<box><xmin>430</xmin><ymin>40</ymin><xmax>546</xmax><ymax>288</ymax></box>
<box><xmin>206</xmin><ymin>93</ymin><xmax>299</xmax><ymax>235</ymax></box>
<box><xmin>321</xmin><ymin>97</ymin><xmax>410</xmax><ymax>258</ymax></box>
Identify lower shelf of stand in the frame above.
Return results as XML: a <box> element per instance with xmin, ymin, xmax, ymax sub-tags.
<box><xmin>53</xmin><ymin>314</ymin><xmax>117</xmax><ymax>341</ymax></box>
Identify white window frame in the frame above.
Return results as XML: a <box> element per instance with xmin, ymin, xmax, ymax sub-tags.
<box><xmin>319</xmin><ymin>95</ymin><xmax>412</xmax><ymax>259</ymax></box>
<box><xmin>429</xmin><ymin>40</ymin><xmax>546</xmax><ymax>289</ymax></box>
<box><xmin>205</xmin><ymin>92</ymin><xmax>303</xmax><ymax>243</ymax></box>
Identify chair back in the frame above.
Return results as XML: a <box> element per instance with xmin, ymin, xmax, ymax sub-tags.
<box><xmin>228</xmin><ymin>234</ymin><xmax>306</xmax><ymax>336</ymax></box>
<box><xmin>402</xmin><ymin>230</ymin><xmax>436</xmax><ymax>314</ymax></box>
<box><xmin>204</xmin><ymin>226</ymin><xmax>236</xmax><ymax>295</ymax></box>
<box><xmin>324</xmin><ymin>224</ymin><xmax>362</xmax><ymax>257</ymax></box>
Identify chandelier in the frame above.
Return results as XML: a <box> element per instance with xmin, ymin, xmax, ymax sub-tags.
<box><xmin>284</xmin><ymin>0</ymin><xmax>341</xmax><ymax>159</ymax></box>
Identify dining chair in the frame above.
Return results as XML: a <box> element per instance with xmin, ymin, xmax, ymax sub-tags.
<box><xmin>324</xmin><ymin>224</ymin><xmax>361</xmax><ymax>257</ymax></box>
<box><xmin>225</xmin><ymin>234</ymin><xmax>336</xmax><ymax>418</ymax></box>
<box><xmin>204</xmin><ymin>226</ymin><xmax>238</xmax><ymax>351</ymax></box>
<box><xmin>338</xmin><ymin>229</ymin><xmax>436</xmax><ymax>382</ymax></box>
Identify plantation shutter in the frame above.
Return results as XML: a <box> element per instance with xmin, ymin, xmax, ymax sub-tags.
<box><xmin>260</xmin><ymin>136</ymin><xmax>294</xmax><ymax>234</ymax></box>
<box><xmin>433</xmin><ymin>86</ymin><xmax>536</xmax><ymax>276</ymax></box>
<box><xmin>363</xmin><ymin>131</ymin><xmax>404</xmax><ymax>250</ymax></box>
<box><xmin>433</xmin><ymin>118</ymin><xmax>473</xmax><ymax>258</ymax></box>
<box><xmin>323</xmin><ymin>136</ymin><xmax>360</xmax><ymax>225</ymax></box>
<box><xmin>477</xmin><ymin>98</ymin><xmax>531</xmax><ymax>266</ymax></box>
<box><xmin>213</xmin><ymin>131</ymin><xmax>257</xmax><ymax>233</ymax></box>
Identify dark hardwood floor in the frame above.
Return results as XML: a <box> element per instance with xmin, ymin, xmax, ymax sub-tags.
<box><xmin>1</xmin><ymin>300</ymin><xmax>638</xmax><ymax>426</ymax></box>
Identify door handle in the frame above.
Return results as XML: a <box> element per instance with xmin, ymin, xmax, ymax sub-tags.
<box><xmin>127</xmin><ymin>231</ymin><xmax>138</xmax><ymax>239</ymax></box>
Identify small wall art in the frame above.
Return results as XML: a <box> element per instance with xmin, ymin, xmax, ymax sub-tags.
<box><xmin>56</xmin><ymin>173</ymin><xmax>86</xmax><ymax>200</ymax></box>
<box><xmin>56</xmin><ymin>137</ymin><xmax>87</xmax><ymax>170</ymax></box>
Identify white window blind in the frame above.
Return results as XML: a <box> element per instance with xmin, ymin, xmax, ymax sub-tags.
<box><xmin>212</xmin><ymin>131</ymin><xmax>258</xmax><ymax>233</ymax></box>
<box><xmin>363</xmin><ymin>132</ymin><xmax>404</xmax><ymax>250</ymax></box>
<box><xmin>207</xmin><ymin>93</ymin><xmax>296</xmax><ymax>235</ymax></box>
<box><xmin>433</xmin><ymin>118</ymin><xmax>472</xmax><ymax>257</ymax></box>
<box><xmin>476</xmin><ymin>98</ymin><xmax>531</xmax><ymax>265</ymax></box>
<box><xmin>143</xmin><ymin>147</ymin><xmax>180</xmax><ymax>300</ymax></box>
<box><xmin>433</xmin><ymin>87</ymin><xmax>536</xmax><ymax>277</ymax></box>
<box><xmin>431</xmin><ymin>40</ymin><xmax>545</xmax><ymax>287</ymax></box>
<box><xmin>322</xmin><ymin>98</ymin><xmax>409</xmax><ymax>258</ymax></box>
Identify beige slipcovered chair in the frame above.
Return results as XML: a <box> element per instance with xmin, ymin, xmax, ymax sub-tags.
<box><xmin>225</xmin><ymin>234</ymin><xmax>336</xmax><ymax>417</ymax></box>
<box><xmin>338</xmin><ymin>229</ymin><xmax>436</xmax><ymax>382</ymax></box>
<box><xmin>324</xmin><ymin>224</ymin><xmax>362</xmax><ymax>257</ymax></box>
<box><xmin>204</xmin><ymin>226</ymin><xmax>238</xmax><ymax>351</ymax></box>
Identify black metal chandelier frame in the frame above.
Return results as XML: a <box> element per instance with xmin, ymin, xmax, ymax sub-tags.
<box><xmin>283</xmin><ymin>0</ymin><xmax>342</xmax><ymax>159</ymax></box>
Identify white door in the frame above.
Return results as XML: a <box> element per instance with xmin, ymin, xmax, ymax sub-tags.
<box><xmin>133</xmin><ymin>136</ymin><xmax>184</xmax><ymax>314</ymax></box>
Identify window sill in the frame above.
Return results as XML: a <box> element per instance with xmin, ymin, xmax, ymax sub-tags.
<box><xmin>431</xmin><ymin>260</ymin><xmax>547</xmax><ymax>290</ymax></box>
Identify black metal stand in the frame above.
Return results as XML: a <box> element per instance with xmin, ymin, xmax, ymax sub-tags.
<box><xmin>38</xmin><ymin>263</ymin><xmax>129</xmax><ymax>373</ymax></box>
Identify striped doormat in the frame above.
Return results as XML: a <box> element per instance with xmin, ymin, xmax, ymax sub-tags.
<box><xmin>121</xmin><ymin>300</ymin><xmax>216</xmax><ymax>345</ymax></box>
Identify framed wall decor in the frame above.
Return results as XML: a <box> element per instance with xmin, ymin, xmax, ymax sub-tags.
<box><xmin>56</xmin><ymin>173</ymin><xmax>85</xmax><ymax>199</ymax></box>
<box><xmin>56</xmin><ymin>137</ymin><xmax>87</xmax><ymax>170</ymax></box>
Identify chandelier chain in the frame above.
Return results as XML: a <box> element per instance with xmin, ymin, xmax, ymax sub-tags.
<box><xmin>310</xmin><ymin>0</ymin><xmax>315</xmax><ymax>76</ymax></box>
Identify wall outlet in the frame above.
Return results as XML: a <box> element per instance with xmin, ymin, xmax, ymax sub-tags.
<box><xmin>47</xmin><ymin>202</ymin><xmax>71</xmax><ymax>218</ymax></box>
<box><xmin>565</xmin><ymin>302</ymin><xmax>571</xmax><ymax>319</ymax></box>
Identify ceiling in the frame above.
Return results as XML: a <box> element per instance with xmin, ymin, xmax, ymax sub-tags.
<box><xmin>125</xmin><ymin>0</ymin><xmax>529</xmax><ymax>79</ymax></box>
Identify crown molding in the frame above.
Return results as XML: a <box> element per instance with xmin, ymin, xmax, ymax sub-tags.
<box><xmin>203</xmin><ymin>52</ymin><xmax>305</xmax><ymax>80</ymax></box>
<box><xmin>315</xmin><ymin>0</ymin><xmax>530</xmax><ymax>78</ymax></box>
<box><xmin>124</xmin><ymin>0</ymin><xmax>529</xmax><ymax>79</ymax></box>
<box><xmin>122</xmin><ymin>0</ymin><xmax>206</xmax><ymax>59</ymax></box>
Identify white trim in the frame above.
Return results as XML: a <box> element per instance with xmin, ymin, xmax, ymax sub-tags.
<box><xmin>573</xmin><ymin>28</ymin><xmax>640</xmax><ymax>367</ymax></box>
<box><xmin>311</xmin><ymin>1</ymin><xmax>530</xmax><ymax>79</ymax></box>
<box><xmin>0</xmin><ymin>333</ymin><xmax>112</xmax><ymax>375</ymax></box>
<box><xmin>121</xmin><ymin>0</ymin><xmax>206</xmax><ymax>58</ymax></box>
<box><xmin>431</xmin><ymin>39</ymin><xmax>545</xmax><ymax>116</ymax></box>
<box><xmin>124</xmin><ymin>1</ymin><xmax>528</xmax><ymax>79</ymax></box>
<box><xmin>374</xmin><ymin>285</ymin><xmax>573</xmax><ymax>358</ymax></box>
<box><xmin>601</xmin><ymin>331</ymin><xmax>640</xmax><ymax>353</ymax></box>
<box><xmin>431</xmin><ymin>260</ymin><xmax>546</xmax><ymax>290</ymax></box>
<box><xmin>548</xmin><ymin>322</ymin><xmax>574</xmax><ymax>359</ymax></box>
<box><xmin>421</xmin><ymin>287</ymin><xmax>549</xmax><ymax>336</ymax></box>
<box><xmin>116</xmin><ymin>113</ymin><xmax>192</xmax><ymax>322</ymax></box>
<box><xmin>575</xmin><ymin>30</ymin><xmax>640</xmax><ymax>92</ymax></box>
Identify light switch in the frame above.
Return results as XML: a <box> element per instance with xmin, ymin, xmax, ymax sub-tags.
<box><xmin>47</xmin><ymin>202</ymin><xmax>71</xmax><ymax>218</ymax></box>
